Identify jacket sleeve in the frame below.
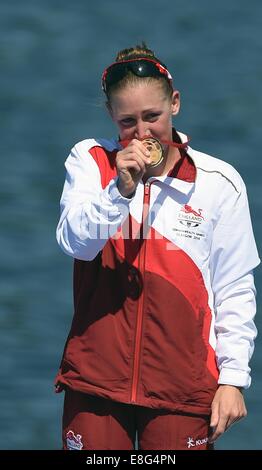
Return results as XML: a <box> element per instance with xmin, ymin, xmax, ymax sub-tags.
<box><xmin>56</xmin><ymin>140</ymin><xmax>133</xmax><ymax>261</ymax></box>
<box><xmin>210</xmin><ymin>174</ymin><xmax>260</xmax><ymax>388</ymax></box>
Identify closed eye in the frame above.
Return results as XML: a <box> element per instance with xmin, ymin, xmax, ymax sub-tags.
<box><xmin>120</xmin><ymin>118</ymin><xmax>135</xmax><ymax>126</ymax></box>
<box><xmin>145</xmin><ymin>113</ymin><xmax>160</xmax><ymax>122</ymax></box>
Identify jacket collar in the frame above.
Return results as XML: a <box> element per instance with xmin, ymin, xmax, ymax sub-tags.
<box><xmin>148</xmin><ymin>131</ymin><xmax>196</xmax><ymax>195</ymax></box>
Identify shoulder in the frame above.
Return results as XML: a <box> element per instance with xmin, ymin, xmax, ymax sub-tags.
<box><xmin>72</xmin><ymin>137</ymin><xmax>120</xmax><ymax>155</ymax></box>
<box><xmin>67</xmin><ymin>138</ymin><xmax>119</xmax><ymax>185</ymax></box>
<box><xmin>188</xmin><ymin>146</ymin><xmax>245</xmax><ymax>194</ymax></box>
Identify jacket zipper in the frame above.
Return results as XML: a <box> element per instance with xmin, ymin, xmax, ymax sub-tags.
<box><xmin>131</xmin><ymin>181</ymin><xmax>150</xmax><ymax>403</ymax></box>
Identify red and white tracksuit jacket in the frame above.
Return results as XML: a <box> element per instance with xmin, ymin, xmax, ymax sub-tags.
<box><xmin>55</xmin><ymin>132</ymin><xmax>260</xmax><ymax>415</ymax></box>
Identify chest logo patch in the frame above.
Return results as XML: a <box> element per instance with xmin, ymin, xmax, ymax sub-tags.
<box><xmin>178</xmin><ymin>204</ymin><xmax>204</xmax><ymax>227</ymax></box>
<box><xmin>170</xmin><ymin>204</ymin><xmax>206</xmax><ymax>242</ymax></box>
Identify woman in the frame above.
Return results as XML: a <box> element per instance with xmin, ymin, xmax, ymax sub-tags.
<box><xmin>55</xmin><ymin>43</ymin><xmax>260</xmax><ymax>450</ymax></box>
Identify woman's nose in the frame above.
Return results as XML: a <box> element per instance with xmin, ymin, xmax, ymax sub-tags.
<box><xmin>134</xmin><ymin>122</ymin><xmax>150</xmax><ymax>140</ymax></box>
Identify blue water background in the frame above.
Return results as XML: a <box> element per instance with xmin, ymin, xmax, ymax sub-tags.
<box><xmin>0</xmin><ymin>0</ymin><xmax>261</xmax><ymax>449</ymax></box>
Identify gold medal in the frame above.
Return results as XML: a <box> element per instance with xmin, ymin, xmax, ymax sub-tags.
<box><xmin>142</xmin><ymin>137</ymin><xmax>164</xmax><ymax>167</ymax></box>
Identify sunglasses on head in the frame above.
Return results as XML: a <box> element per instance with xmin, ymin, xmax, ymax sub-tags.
<box><xmin>101</xmin><ymin>58</ymin><xmax>173</xmax><ymax>94</ymax></box>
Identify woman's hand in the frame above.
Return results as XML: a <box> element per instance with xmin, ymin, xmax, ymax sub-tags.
<box><xmin>209</xmin><ymin>385</ymin><xmax>247</xmax><ymax>443</ymax></box>
<box><xmin>116</xmin><ymin>139</ymin><xmax>151</xmax><ymax>197</ymax></box>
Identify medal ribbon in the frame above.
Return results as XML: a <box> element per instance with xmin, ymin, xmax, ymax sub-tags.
<box><xmin>119</xmin><ymin>135</ymin><xmax>190</xmax><ymax>149</ymax></box>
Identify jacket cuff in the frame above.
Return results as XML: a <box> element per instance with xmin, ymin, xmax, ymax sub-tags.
<box><xmin>108</xmin><ymin>178</ymin><xmax>136</xmax><ymax>203</ymax></box>
<box><xmin>218</xmin><ymin>368</ymin><xmax>251</xmax><ymax>389</ymax></box>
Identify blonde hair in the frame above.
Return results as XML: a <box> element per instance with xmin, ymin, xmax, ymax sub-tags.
<box><xmin>106</xmin><ymin>42</ymin><xmax>173</xmax><ymax>99</ymax></box>
<box><xmin>115</xmin><ymin>42</ymin><xmax>158</xmax><ymax>61</ymax></box>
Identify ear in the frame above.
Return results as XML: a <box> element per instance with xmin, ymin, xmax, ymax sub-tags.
<box><xmin>171</xmin><ymin>90</ymin><xmax>180</xmax><ymax>116</ymax></box>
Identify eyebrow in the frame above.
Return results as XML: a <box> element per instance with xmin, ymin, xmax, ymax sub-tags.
<box><xmin>119</xmin><ymin>108</ymin><xmax>161</xmax><ymax>118</ymax></box>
